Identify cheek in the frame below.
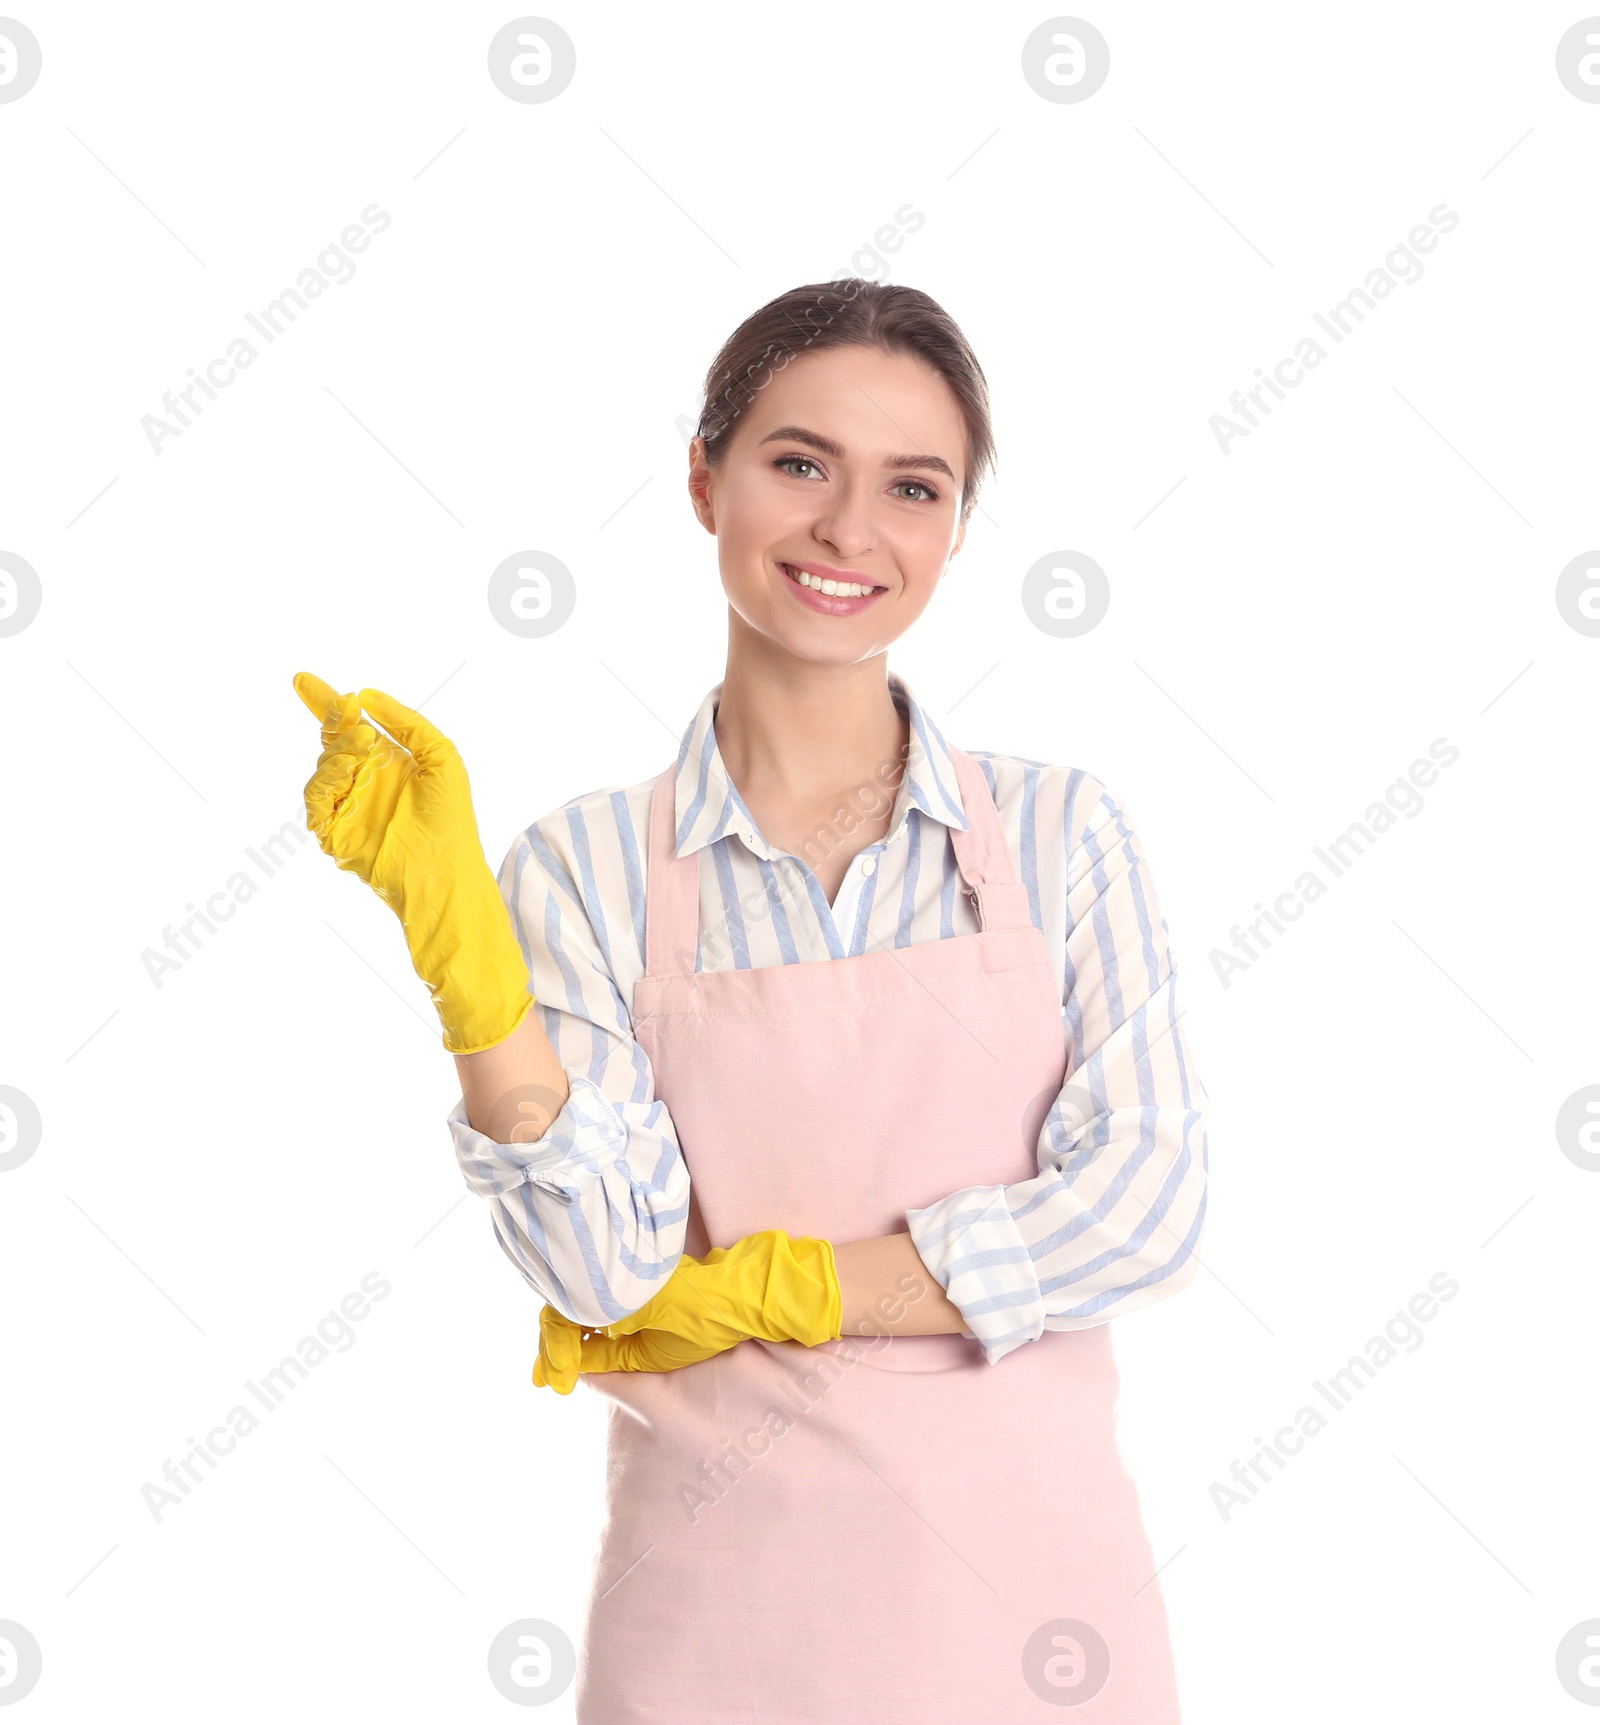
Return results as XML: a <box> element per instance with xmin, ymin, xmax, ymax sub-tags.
<box><xmin>893</xmin><ymin>520</ymin><xmax>955</xmax><ymax>583</ymax></box>
<box><xmin>721</xmin><ymin>487</ymin><xmax>810</xmax><ymax>556</ymax></box>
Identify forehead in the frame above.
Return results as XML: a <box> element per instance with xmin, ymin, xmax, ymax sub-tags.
<box><xmin>738</xmin><ymin>344</ymin><xmax>966</xmax><ymax>472</ymax></box>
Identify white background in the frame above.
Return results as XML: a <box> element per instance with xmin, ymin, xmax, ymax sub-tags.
<box><xmin>2</xmin><ymin>2</ymin><xmax>1597</xmax><ymax>1719</ymax></box>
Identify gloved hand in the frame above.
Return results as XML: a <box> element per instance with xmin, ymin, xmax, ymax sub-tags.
<box><xmin>532</xmin><ymin>1303</ymin><xmax>740</xmax><ymax>1394</ymax></box>
<box><xmin>293</xmin><ymin>672</ymin><xmax>535</xmax><ymax>1054</ymax></box>
<box><xmin>532</xmin><ymin>1231</ymin><xmax>843</xmax><ymax>1394</ymax></box>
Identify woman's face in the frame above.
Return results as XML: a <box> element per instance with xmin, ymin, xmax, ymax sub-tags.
<box><xmin>688</xmin><ymin>343</ymin><xmax>969</xmax><ymax>666</ymax></box>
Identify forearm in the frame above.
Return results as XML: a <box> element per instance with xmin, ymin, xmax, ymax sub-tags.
<box><xmin>453</xmin><ymin>1009</ymin><xmax>571</xmax><ymax>1143</ymax></box>
<box><xmin>832</xmin><ymin>1231</ymin><xmax>967</xmax><ymax>1339</ymax></box>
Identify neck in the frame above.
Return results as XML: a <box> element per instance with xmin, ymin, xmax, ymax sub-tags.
<box><xmin>713</xmin><ymin>621</ymin><xmax>909</xmax><ymax>812</ymax></box>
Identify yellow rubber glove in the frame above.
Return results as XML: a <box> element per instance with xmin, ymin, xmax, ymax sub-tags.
<box><xmin>532</xmin><ymin>1304</ymin><xmax>738</xmax><ymax>1394</ymax></box>
<box><xmin>531</xmin><ymin>1231</ymin><xmax>843</xmax><ymax>1394</ymax></box>
<box><xmin>293</xmin><ymin>672</ymin><xmax>535</xmax><ymax>1054</ymax></box>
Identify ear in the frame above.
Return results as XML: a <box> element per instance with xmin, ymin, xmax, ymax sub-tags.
<box><xmin>687</xmin><ymin>435</ymin><xmax>716</xmax><ymax>534</ymax></box>
<box><xmin>950</xmin><ymin>514</ymin><xmax>969</xmax><ymax>560</ymax></box>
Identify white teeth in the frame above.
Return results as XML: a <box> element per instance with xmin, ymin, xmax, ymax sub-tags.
<box><xmin>788</xmin><ymin>565</ymin><xmax>877</xmax><ymax>599</ymax></box>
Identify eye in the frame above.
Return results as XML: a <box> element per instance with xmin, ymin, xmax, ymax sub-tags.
<box><xmin>775</xmin><ymin>454</ymin><xmax>940</xmax><ymax>504</ymax></box>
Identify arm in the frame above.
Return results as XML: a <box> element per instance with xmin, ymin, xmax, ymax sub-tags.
<box><xmin>454</xmin><ymin>1009</ymin><xmax>571</xmax><ymax>1143</ymax></box>
<box><xmin>834</xmin><ymin>1233</ymin><xmax>966</xmax><ymax>1338</ymax></box>
<box><xmin>897</xmin><ymin>775</ymin><xmax>1209</xmax><ymax>1365</ymax></box>
<box><xmin>449</xmin><ymin>823</ymin><xmax>691</xmax><ymax>1329</ymax></box>
<box><xmin>290</xmin><ymin>676</ymin><xmax>688</xmax><ymax>1332</ymax></box>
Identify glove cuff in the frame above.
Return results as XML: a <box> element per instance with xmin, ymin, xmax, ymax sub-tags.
<box><xmin>769</xmin><ymin>1232</ymin><xmax>843</xmax><ymax>1347</ymax></box>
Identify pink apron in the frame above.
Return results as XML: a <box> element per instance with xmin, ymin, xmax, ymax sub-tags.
<box><xmin>573</xmin><ymin>745</ymin><xmax>1181</xmax><ymax>1722</ymax></box>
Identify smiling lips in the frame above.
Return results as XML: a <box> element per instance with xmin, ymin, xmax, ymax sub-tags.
<box><xmin>779</xmin><ymin>561</ymin><xmax>887</xmax><ymax>614</ymax></box>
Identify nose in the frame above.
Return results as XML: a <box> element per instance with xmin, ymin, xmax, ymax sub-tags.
<box><xmin>808</xmin><ymin>479</ymin><xmax>878</xmax><ymax>559</ymax></box>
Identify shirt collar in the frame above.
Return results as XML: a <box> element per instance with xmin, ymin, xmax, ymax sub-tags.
<box><xmin>670</xmin><ymin>670</ymin><xmax>971</xmax><ymax>861</ymax></box>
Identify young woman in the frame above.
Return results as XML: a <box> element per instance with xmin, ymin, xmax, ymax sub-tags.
<box><xmin>294</xmin><ymin>279</ymin><xmax>1209</xmax><ymax>1722</ymax></box>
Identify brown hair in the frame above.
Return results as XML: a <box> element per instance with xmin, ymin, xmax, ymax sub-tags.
<box><xmin>695</xmin><ymin>278</ymin><xmax>994</xmax><ymax>522</ymax></box>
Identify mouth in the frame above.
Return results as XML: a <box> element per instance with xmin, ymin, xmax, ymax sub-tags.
<box><xmin>778</xmin><ymin>561</ymin><xmax>888</xmax><ymax>615</ymax></box>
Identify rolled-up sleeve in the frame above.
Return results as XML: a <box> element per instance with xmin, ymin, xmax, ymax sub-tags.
<box><xmin>449</xmin><ymin>814</ymin><xmax>691</xmax><ymax>1328</ymax></box>
<box><xmin>905</xmin><ymin>776</ymin><xmax>1209</xmax><ymax>1366</ymax></box>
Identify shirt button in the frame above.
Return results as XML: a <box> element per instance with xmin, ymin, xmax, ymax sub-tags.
<box><xmin>860</xmin><ymin>855</ymin><xmax>877</xmax><ymax>876</ymax></box>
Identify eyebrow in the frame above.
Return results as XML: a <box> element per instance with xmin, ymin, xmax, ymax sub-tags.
<box><xmin>756</xmin><ymin>425</ymin><xmax>957</xmax><ymax>483</ymax></box>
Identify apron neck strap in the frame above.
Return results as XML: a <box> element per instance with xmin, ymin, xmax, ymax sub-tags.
<box><xmin>945</xmin><ymin>746</ymin><xmax>1035</xmax><ymax>934</ymax></box>
<box><xmin>645</xmin><ymin>758</ymin><xmax>703</xmax><ymax>978</ymax></box>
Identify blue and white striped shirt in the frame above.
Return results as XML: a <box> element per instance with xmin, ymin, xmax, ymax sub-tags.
<box><xmin>449</xmin><ymin>672</ymin><xmax>1209</xmax><ymax>1366</ymax></box>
